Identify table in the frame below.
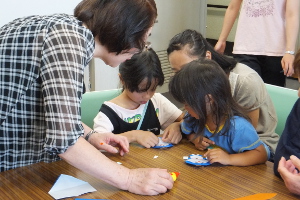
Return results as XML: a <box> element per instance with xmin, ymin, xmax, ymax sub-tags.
<box><xmin>0</xmin><ymin>139</ymin><xmax>298</xmax><ymax>200</ymax></box>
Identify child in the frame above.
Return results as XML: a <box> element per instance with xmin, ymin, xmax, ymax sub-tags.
<box><xmin>169</xmin><ymin>59</ymin><xmax>269</xmax><ymax>166</ymax></box>
<box><xmin>93</xmin><ymin>47</ymin><xmax>183</xmax><ymax>148</ymax></box>
<box><xmin>167</xmin><ymin>29</ymin><xmax>278</xmax><ymax>160</ymax></box>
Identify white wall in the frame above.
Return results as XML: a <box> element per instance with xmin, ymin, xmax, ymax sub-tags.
<box><xmin>90</xmin><ymin>59</ymin><xmax>121</xmax><ymax>91</ymax></box>
<box><xmin>0</xmin><ymin>0</ymin><xmax>91</xmax><ymax>91</ymax></box>
<box><xmin>150</xmin><ymin>0</ymin><xmax>206</xmax><ymax>51</ymax></box>
<box><xmin>0</xmin><ymin>0</ymin><xmax>81</xmax><ymax>27</ymax></box>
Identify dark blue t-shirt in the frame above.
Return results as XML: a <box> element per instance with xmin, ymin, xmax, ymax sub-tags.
<box><xmin>274</xmin><ymin>98</ymin><xmax>300</xmax><ymax>177</ymax></box>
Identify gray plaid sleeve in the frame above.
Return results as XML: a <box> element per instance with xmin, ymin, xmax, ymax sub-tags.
<box><xmin>40</xmin><ymin>23</ymin><xmax>93</xmax><ymax>154</ymax></box>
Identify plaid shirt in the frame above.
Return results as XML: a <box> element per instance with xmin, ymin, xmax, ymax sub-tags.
<box><xmin>0</xmin><ymin>14</ymin><xmax>94</xmax><ymax>171</ymax></box>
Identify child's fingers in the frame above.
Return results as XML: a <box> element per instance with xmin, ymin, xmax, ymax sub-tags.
<box><xmin>150</xmin><ymin>136</ymin><xmax>159</xmax><ymax>146</ymax></box>
<box><xmin>206</xmin><ymin>154</ymin><xmax>217</xmax><ymax>163</ymax></box>
<box><xmin>171</xmin><ymin>134</ymin><xmax>182</xmax><ymax>144</ymax></box>
<box><xmin>161</xmin><ymin>131</ymin><xmax>168</xmax><ymax>140</ymax></box>
<box><xmin>195</xmin><ymin>143</ymin><xmax>207</xmax><ymax>151</ymax></box>
<box><xmin>204</xmin><ymin>149</ymin><xmax>220</xmax><ymax>163</ymax></box>
<box><xmin>208</xmin><ymin>158</ymin><xmax>218</xmax><ymax>164</ymax></box>
<box><xmin>148</xmin><ymin>141</ymin><xmax>157</xmax><ymax>148</ymax></box>
<box><xmin>203</xmin><ymin>149</ymin><xmax>212</xmax><ymax>157</ymax></box>
<box><xmin>202</xmin><ymin>141</ymin><xmax>210</xmax><ymax>148</ymax></box>
<box><xmin>141</xmin><ymin>134</ymin><xmax>158</xmax><ymax>148</ymax></box>
<box><xmin>202</xmin><ymin>137</ymin><xmax>215</xmax><ymax>145</ymax></box>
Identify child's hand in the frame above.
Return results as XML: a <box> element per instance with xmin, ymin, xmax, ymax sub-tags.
<box><xmin>161</xmin><ymin>122</ymin><xmax>182</xmax><ymax>144</ymax></box>
<box><xmin>204</xmin><ymin>148</ymin><xmax>230</xmax><ymax>165</ymax></box>
<box><xmin>136</xmin><ymin>131</ymin><xmax>159</xmax><ymax>148</ymax></box>
<box><xmin>189</xmin><ymin>134</ymin><xmax>215</xmax><ymax>150</ymax></box>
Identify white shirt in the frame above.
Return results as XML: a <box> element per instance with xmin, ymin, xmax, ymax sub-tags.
<box><xmin>93</xmin><ymin>93</ymin><xmax>182</xmax><ymax>133</ymax></box>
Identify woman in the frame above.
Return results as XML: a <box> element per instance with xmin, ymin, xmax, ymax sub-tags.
<box><xmin>164</xmin><ymin>29</ymin><xmax>278</xmax><ymax>161</ymax></box>
<box><xmin>0</xmin><ymin>0</ymin><xmax>173</xmax><ymax>195</ymax></box>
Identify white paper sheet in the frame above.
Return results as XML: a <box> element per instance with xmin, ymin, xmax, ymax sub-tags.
<box><xmin>48</xmin><ymin>174</ymin><xmax>96</xmax><ymax>199</ymax></box>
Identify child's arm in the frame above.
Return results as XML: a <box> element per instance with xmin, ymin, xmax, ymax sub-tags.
<box><xmin>204</xmin><ymin>144</ymin><xmax>267</xmax><ymax>166</ymax></box>
<box><xmin>161</xmin><ymin>113</ymin><xmax>184</xmax><ymax>144</ymax></box>
<box><xmin>121</xmin><ymin>130</ymin><xmax>159</xmax><ymax>148</ymax></box>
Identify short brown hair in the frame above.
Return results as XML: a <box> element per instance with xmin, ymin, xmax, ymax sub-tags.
<box><xmin>294</xmin><ymin>49</ymin><xmax>300</xmax><ymax>77</ymax></box>
<box><xmin>74</xmin><ymin>0</ymin><xmax>157</xmax><ymax>54</ymax></box>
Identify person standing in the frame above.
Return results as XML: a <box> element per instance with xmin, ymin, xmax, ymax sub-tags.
<box><xmin>0</xmin><ymin>0</ymin><xmax>174</xmax><ymax>195</ymax></box>
<box><xmin>215</xmin><ymin>0</ymin><xmax>299</xmax><ymax>87</ymax></box>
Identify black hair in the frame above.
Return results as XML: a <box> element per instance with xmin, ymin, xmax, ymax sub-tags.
<box><xmin>74</xmin><ymin>0</ymin><xmax>157</xmax><ymax>54</ymax></box>
<box><xmin>169</xmin><ymin>59</ymin><xmax>249</xmax><ymax>138</ymax></box>
<box><xmin>119</xmin><ymin>48</ymin><xmax>164</xmax><ymax>92</ymax></box>
<box><xmin>167</xmin><ymin>29</ymin><xmax>237</xmax><ymax>74</ymax></box>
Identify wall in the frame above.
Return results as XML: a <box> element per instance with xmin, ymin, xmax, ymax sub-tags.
<box><xmin>206</xmin><ymin>0</ymin><xmax>237</xmax><ymax>42</ymax></box>
<box><xmin>150</xmin><ymin>0</ymin><xmax>206</xmax><ymax>51</ymax></box>
<box><xmin>0</xmin><ymin>0</ymin><xmax>81</xmax><ymax>27</ymax></box>
<box><xmin>0</xmin><ymin>0</ymin><xmax>91</xmax><ymax>91</ymax></box>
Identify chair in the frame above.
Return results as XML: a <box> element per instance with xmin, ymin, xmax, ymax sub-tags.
<box><xmin>265</xmin><ymin>84</ymin><xmax>298</xmax><ymax>136</ymax></box>
<box><xmin>81</xmin><ymin>89</ymin><xmax>121</xmax><ymax>128</ymax></box>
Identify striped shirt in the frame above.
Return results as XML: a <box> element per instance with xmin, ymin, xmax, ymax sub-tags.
<box><xmin>0</xmin><ymin>14</ymin><xmax>94</xmax><ymax>171</ymax></box>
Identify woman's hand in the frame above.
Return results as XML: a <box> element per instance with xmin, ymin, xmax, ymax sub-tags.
<box><xmin>126</xmin><ymin>168</ymin><xmax>174</xmax><ymax>195</ymax></box>
<box><xmin>89</xmin><ymin>132</ymin><xmax>129</xmax><ymax>156</ymax></box>
<box><xmin>281</xmin><ymin>54</ymin><xmax>295</xmax><ymax>77</ymax></box>
<box><xmin>214</xmin><ymin>40</ymin><xmax>226</xmax><ymax>54</ymax></box>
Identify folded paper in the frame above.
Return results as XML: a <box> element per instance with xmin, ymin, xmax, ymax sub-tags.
<box><xmin>48</xmin><ymin>174</ymin><xmax>96</xmax><ymax>199</ymax></box>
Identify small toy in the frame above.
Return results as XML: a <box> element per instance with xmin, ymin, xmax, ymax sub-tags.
<box><xmin>184</xmin><ymin>154</ymin><xmax>211</xmax><ymax>166</ymax></box>
<box><xmin>170</xmin><ymin>172</ymin><xmax>180</xmax><ymax>181</ymax></box>
<box><xmin>152</xmin><ymin>137</ymin><xmax>173</xmax><ymax>149</ymax></box>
